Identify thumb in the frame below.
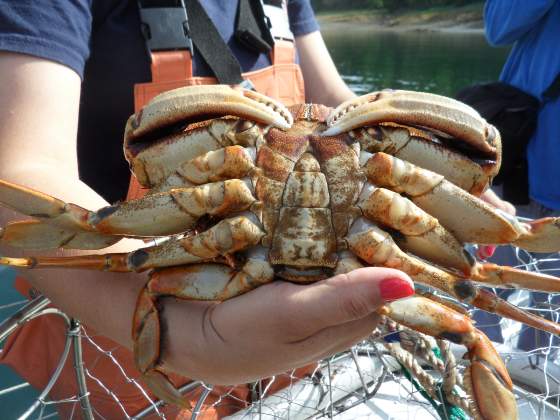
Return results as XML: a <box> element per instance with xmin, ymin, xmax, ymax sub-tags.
<box><xmin>289</xmin><ymin>267</ymin><xmax>414</xmax><ymax>334</ymax></box>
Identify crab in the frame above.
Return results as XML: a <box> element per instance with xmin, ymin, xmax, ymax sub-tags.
<box><xmin>2</xmin><ymin>85</ymin><xmax>560</xmax><ymax>420</ymax></box>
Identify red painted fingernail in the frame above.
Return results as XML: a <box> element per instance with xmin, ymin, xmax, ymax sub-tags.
<box><xmin>379</xmin><ymin>277</ymin><xmax>415</xmax><ymax>302</ymax></box>
<box><xmin>478</xmin><ymin>245</ymin><xmax>496</xmax><ymax>259</ymax></box>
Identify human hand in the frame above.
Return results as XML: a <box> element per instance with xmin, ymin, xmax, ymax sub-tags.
<box><xmin>480</xmin><ymin>188</ymin><xmax>516</xmax><ymax>216</ymax></box>
<box><xmin>160</xmin><ymin>267</ymin><xmax>414</xmax><ymax>385</ymax></box>
<box><xmin>477</xmin><ymin>188</ymin><xmax>517</xmax><ymax>259</ymax></box>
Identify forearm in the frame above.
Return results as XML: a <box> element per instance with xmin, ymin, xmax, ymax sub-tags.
<box><xmin>0</xmin><ymin>52</ymin><xmax>145</xmax><ymax>349</ymax></box>
<box><xmin>295</xmin><ymin>31</ymin><xmax>356</xmax><ymax>107</ymax></box>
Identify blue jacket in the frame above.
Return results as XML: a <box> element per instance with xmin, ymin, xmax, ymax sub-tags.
<box><xmin>484</xmin><ymin>0</ymin><xmax>560</xmax><ymax>209</ymax></box>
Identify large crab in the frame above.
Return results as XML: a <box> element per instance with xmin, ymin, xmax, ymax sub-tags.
<box><xmin>2</xmin><ymin>85</ymin><xmax>560</xmax><ymax>420</ymax></box>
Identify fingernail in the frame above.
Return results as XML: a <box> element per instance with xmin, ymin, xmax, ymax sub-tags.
<box><xmin>379</xmin><ymin>277</ymin><xmax>414</xmax><ymax>302</ymax></box>
<box><xmin>477</xmin><ymin>245</ymin><xmax>496</xmax><ymax>259</ymax></box>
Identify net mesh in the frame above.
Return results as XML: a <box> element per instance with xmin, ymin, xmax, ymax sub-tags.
<box><xmin>1</xmin><ymin>245</ymin><xmax>559</xmax><ymax>420</ymax></box>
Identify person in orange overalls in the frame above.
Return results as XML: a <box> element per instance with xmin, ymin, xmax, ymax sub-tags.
<box><xmin>0</xmin><ymin>1</ymin><xmax>418</xmax><ymax>417</ymax></box>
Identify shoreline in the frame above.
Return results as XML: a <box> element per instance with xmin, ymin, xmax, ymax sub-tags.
<box><xmin>316</xmin><ymin>5</ymin><xmax>485</xmax><ymax>35</ymax></box>
<box><xmin>318</xmin><ymin>19</ymin><xmax>484</xmax><ymax>35</ymax></box>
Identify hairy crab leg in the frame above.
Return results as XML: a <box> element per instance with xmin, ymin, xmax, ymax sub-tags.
<box><xmin>134</xmin><ymin>253</ymin><xmax>274</xmax><ymax>407</ymax></box>
<box><xmin>380</xmin><ymin>295</ymin><xmax>517</xmax><ymax>420</ymax></box>
<box><xmin>0</xmin><ymin>215</ymin><xmax>265</xmax><ymax>272</ymax></box>
<box><xmin>352</xmin><ymin>124</ymin><xmax>497</xmax><ymax>195</ymax></box>
<box><xmin>357</xmin><ymin>183</ymin><xmax>473</xmax><ymax>274</ymax></box>
<box><xmin>347</xmin><ymin>220</ymin><xmax>560</xmax><ymax>335</ymax></box>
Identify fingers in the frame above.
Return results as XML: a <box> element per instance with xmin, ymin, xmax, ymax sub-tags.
<box><xmin>477</xmin><ymin>188</ymin><xmax>515</xmax><ymax>259</ymax></box>
<box><xmin>480</xmin><ymin>188</ymin><xmax>517</xmax><ymax>216</ymax></box>
<box><xmin>477</xmin><ymin>244</ymin><xmax>497</xmax><ymax>259</ymax></box>
<box><xmin>283</xmin><ymin>267</ymin><xmax>413</xmax><ymax>337</ymax></box>
<box><xmin>161</xmin><ymin>267</ymin><xmax>414</xmax><ymax>385</ymax></box>
<box><xmin>300</xmin><ymin>313</ymin><xmax>381</xmax><ymax>362</ymax></box>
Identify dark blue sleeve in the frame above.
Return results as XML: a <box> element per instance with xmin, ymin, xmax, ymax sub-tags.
<box><xmin>0</xmin><ymin>0</ymin><xmax>92</xmax><ymax>78</ymax></box>
<box><xmin>287</xmin><ymin>0</ymin><xmax>319</xmax><ymax>36</ymax></box>
<box><xmin>484</xmin><ymin>0</ymin><xmax>556</xmax><ymax>46</ymax></box>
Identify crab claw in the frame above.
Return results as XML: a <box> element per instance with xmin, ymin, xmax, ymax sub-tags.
<box><xmin>323</xmin><ymin>90</ymin><xmax>499</xmax><ymax>160</ymax></box>
<box><xmin>125</xmin><ymin>85</ymin><xmax>293</xmax><ymax>143</ymax></box>
<box><xmin>380</xmin><ymin>296</ymin><xmax>517</xmax><ymax>420</ymax></box>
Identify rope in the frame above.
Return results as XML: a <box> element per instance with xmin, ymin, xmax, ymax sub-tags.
<box><xmin>380</xmin><ymin>317</ymin><xmax>478</xmax><ymax>420</ymax></box>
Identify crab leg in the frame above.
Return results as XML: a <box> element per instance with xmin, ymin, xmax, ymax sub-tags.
<box><xmin>512</xmin><ymin>216</ymin><xmax>560</xmax><ymax>253</ymax></box>
<box><xmin>155</xmin><ymin>145</ymin><xmax>257</xmax><ymax>192</ymax></box>
<box><xmin>0</xmin><ymin>215</ymin><xmax>265</xmax><ymax>272</ymax></box>
<box><xmin>0</xmin><ymin>180</ymin><xmax>95</xmax><ymax>231</ymax></box>
<box><xmin>357</xmin><ymin>183</ymin><xmax>472</xmax><ymax>274</ymax></box>
<box><xmin>127</xmin><ymin>119</ymin><xmax>263</xmax><ymax>191</ymax></box>
<box><xmin>0</xmin><ymin>178</ymin><xmax>257</xmax><ymax>241</ymax></box>
<box><xmin>0</xmin><ymin>179</ymin><xmax>121</xmax><ymax>249</ymax></box>
<box><xmin>380</xmin><ymin>296</ymin><xmax>517</xmax><ymax>420</ymax></box>
<box><xmin>0</xmin><ymin>219</ymin><xmax>120</xmax><ymax>250</ymax></box>
<box><xmin>134</xmin><ymin>253</ymin><xmax>274</xmax><ymax>407</ymax></box>
<box><xmin>353</xmin><ymin>124</ymin><xmax>498</xmax><ymax>195</ymax></box>
<box><xmin>364</xmin><ymin>152</ymin><xmax>560</xmax><ymax>252</ymax></box>
<box><xmin>347</xmin><ymin>220</ymin><xmax>560</xmax><ymax>335</ymax></box>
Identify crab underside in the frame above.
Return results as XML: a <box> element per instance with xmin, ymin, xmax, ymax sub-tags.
<box><xmin>2</xmin><ymin>85</ymin><xmax>560</xmax><ymax>420</ymax></box>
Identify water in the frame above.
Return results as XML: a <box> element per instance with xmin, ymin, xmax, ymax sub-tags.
<box><xmin>0</xmin><ymin>28</ymin><xmax>510</xmax><ymax>418</ymax></box>
<box><xmin>322</xmin><ymin>26</ymin><xmax>510</xmax><ymax>97</ymax></box>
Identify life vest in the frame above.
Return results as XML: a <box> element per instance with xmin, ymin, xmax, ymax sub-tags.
<box><xmin>1</xmin><ymin>1</ymin><xmax>311</xmax><ymax>418</ymax></box>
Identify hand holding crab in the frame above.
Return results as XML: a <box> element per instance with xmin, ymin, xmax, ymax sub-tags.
<box><xmin>2</xmin><ymin>85</ymin><xmax>560</xmax><ymax>420</ymax></box>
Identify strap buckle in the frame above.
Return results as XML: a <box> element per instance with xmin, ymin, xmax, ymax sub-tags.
<box><xmin>138</xmin><ymin>4</ymin><xmax>194</xmax><ymax>52</ymax></box>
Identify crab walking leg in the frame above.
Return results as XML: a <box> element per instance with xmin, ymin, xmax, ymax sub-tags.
<box><xmin>512</xmin><ymin>216</ymin><xmax>560</xmax><ymax>253</ymax></box>
<box><xmin>0</xmin><ymin>180</ymin><xmax>96</xmax><ymax>230</ymax></box>
<box><xmin>347</xmin><ymin>220</ymin><xmax>560</xmax><ymax>335</ymax></box>
<box><xmin>133</xmin><ymin>255</ymin><xmax>274</xmax><ymax>407</ymax></box>
<box><xmin>155</xmin><ymin>145</ymin><xmax>257</xmax><ymax>192</ymax></box>
<box><xmin>0</xmin><ymin>179</ymin><xmax>121</xmax><ymax>249</ymax></box>
<box><xmin>379</xmin><ymin>296</ymin><xmax>517</xmax><ymax>420</ymax></box>
<box><xmin>364</xmin><ymin>152</ymin><xmax>523</xmax><ymax>244</ymax></box>
<box><xmin>91</xmin><ymin>179</ymin><xmax>256</xmax><ymax>236</ymax></box>
<box><xmin>352</xmin><ymin>124</ymin><xmax>497</xmax><ymax>195</ymax></box>
<box><xmin>357</xmin><ymin>183</ymin><xmax>472</xmax><ymax>274</ymax></box>
<box><xmin>0</xmin><ymin>178</ymin><xmax>258</xmax><ymax>240</ymax></box>
<box><xmin>365</xmin><ymin>152</ymin><xmax>560</xmax><ymax>252</ymax></box>
<box><xmin>0</xmin><ymin>219</ymin><xmax>120</xmax><ymax>250</ymax></box>
<box><xmin>126</xmin><ymin>118</ymin><xmax>263</xmax><ymax>190</ymax></box>
<box><xmin>0</xmin><ymin>215</ymin><xmax>265</xmax><ymax>272</ymax></box>
<box><xmin>356</xmin><ymin>183</ymin><xmax>560</xmax><ymax>291</ymax></box>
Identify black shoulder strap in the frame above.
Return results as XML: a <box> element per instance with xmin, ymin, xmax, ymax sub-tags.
<box><xmin>138</xmin><ymin>0</ymin><xmax>273</xmax><ymax>87</ymax></box>
<box><xmin>542</xmin><ymin>72</ymin><xmax>560</xmax><ymax>102</ymax></box>
<box><xmin>185</xmin><ymin>0</ymin><xmax>245</xmax><ymax>85</ymax></box>
<box><xmin>236</xmin><ymin>0</ymin><xmax>274</xmax><ymax>54</ymax></box>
